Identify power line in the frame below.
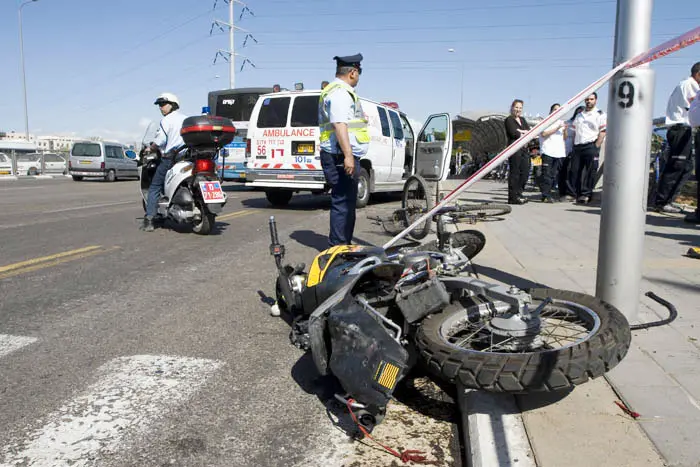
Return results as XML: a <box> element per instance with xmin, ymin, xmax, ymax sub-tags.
<box><xmin>251</xmin><ymin>0</ymin><xmax>616</xmax><ymax>18</ymax></box>
<box><xmin>252</xmin><ymin>17</ymin><xmax>697</xmax><ymax>35</ymax></box>
<box><xmin>252</xmin><ymin>32</ymin><xmax>679</xmax><ymax>47</ymax></box>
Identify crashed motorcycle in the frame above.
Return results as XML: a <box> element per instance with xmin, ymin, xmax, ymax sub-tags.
<box><xmin>139</xmin><ymin>116</ymin><xmax>234</xmax><ymax>235</ymax></box>
<box><xmin>268</xmin><ymin>211</ymin><xmax>632</xmax><ymax>433</ymax></box>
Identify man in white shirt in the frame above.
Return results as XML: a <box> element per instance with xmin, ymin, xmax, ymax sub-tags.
<box><xmin>570</xmin><ymin>93</ymin><xmax>606</xmax><ymax>204</ymax></box>
<box><xmin>684</xmin><ymin>88</ymin><xmax>700</xmax><ymax>224</ymax></box>
<box><xmin>655</xmin><ymin>62</ymin><xmax>700</xmax><ymax>214</ymax></box>
<box><xmin>141</xmin><ymin>92</ymin><xmax>188</xmax><ymax>232</ymax></box>
<box><xmin>539</xmin><ymin>103</ymin><xmax>567</xmax><ymax>202</ymax></box>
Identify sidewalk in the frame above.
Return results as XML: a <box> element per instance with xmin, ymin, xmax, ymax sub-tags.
<box><xmin>359</xmin><ymin>180</ymin><xmax>700</xmax><ymax>467</ymax></box>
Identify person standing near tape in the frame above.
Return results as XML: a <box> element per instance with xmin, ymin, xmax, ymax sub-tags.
<box><xmin>570</xmin><ymin>93</ymin><xmax>606</xmax><ymax>204</ymax></box>
<box><xmin>563</xmin><ymin>106</ymin><xmax>584</xmax><ymax>200</ymax></box>
<box><xmin>504</xmin><ymin>99</ymin><xmax>531</xmax><ymax>205</ymax></box>
<box><xmin>684</xmin><ymin>87</ymin><xmax>700</xmax><ymax>224</ymax></box>
<box><xmin>538</xmin><ymin>103</ymin><xmax>568</xmax><ymax>203</ymax></box>
<box><xmin>318</xmin><ymin>53</ymin><xmax>369</xmax><ymax>246</ymax></box>
<box><xmin>654</xmin><ymin>62</ymin><xmax>700</xmax><ymax>214</ymax></box>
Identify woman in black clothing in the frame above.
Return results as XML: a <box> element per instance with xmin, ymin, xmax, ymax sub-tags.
<box><xmin>504</xmin><ymin>99</ymin><xmax>531</xmax><ymax>204</ymax></box>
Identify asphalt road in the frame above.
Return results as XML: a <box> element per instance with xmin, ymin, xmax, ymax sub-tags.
<box><xmin>0</xmin><ymin>178</ymin><xmax>458</xmax><ymax>467</ymax></box>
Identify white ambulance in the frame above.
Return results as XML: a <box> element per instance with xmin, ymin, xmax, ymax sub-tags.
<box><xmin>245</xmin><ymin>90</ymin><xmax>455</xmax><ymax>207</ymax></box>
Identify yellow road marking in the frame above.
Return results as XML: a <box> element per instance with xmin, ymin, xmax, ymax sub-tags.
<box><xmin>0</xmin><ymin>246</ymin><xmax>119</xmax><ymax>280</ymax></box>
<box><xmin>217</xmin><ymin>209</ymin><xmax>259</xmax><ymax>221</ymax></box>
<box><xmin>0</xmin><ymin>246</ymin><xmax>102</xmax><ymax>273</ymax></box>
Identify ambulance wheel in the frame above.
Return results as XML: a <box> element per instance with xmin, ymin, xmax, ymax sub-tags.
<box><xmin>72</xmin><ymin>176</ymin><xmax>83</xmax><ymax>181</ymax></box>
<box><xmin>356</xmin><ymin>168</ymin><xmax>371</xmax><ymax>208</ymax></box>
<box><xmin>265</xmin><ymin>189</ymin><xmax>293</xmax><ymax>207</ymax></box>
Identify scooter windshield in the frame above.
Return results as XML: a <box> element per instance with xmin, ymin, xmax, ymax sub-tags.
<box><xmin>141</xmin><ymin>121</ymin><xmax>159</xmax><ymax>148</ymax></box>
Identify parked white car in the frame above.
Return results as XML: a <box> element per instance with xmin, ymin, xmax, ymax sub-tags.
<box><xmin>0</xmin><ymin>153</ymin><xmax>12</xmax><ymax>175</ymax></box>
<box><xmin>16</xmin><ymin>153</ymin><xmax>67</xmax><ymax>176</ymax></box>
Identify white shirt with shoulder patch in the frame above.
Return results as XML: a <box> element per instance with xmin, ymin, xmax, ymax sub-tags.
<box><xmin>573</xmin><ymin>108</ymin><xmax>606</xmax><ymax>145</ymax></box>
<box><xmin>665</xmin><ymin>76</ymin><xmax>700</xmax><ymax>126</ymax></box>
<box><xmin>689</xmin><ymin>89</ymin><xmax>700</xmax><ymax>128</ymax></box>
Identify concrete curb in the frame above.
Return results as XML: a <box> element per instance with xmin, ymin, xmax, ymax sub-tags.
<box><xmin>457</xmin><ymin>385</ymin><xmax>536</xmax><ymax>467</ymax></box>
<box><xmin>0</xmin><ymin>176</ymin><xmax>19</xmax><ymax>181</ymax></box>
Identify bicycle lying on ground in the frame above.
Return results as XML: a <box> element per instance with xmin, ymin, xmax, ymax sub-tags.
<box><xmin>371</xmin><ymin>174</ymin><xmax>512</xmax><ymax>241</ymax></box>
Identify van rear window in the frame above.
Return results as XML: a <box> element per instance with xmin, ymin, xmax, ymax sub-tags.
<box><xmin>72</xmin><ymin>143</ymin><xmax>101</xmax><ymax>157</ymax></box>
<box><xmin>257</xmin><ymin>97</ymin><xmax>290</xmax><ymax>128</ymax></box>
<box><xmin>291</xmin><ymin>96</ymin><xmax>319</xmax><ymax>127</ymax></box>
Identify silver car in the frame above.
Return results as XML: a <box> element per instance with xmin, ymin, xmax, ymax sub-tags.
<box><xmin>69</xmin><ymin>141</ymin><xmax>138</xmax><ymax>182</ymax></box>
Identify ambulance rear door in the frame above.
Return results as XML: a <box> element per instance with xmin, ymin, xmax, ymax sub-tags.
<box><xmin>250</xmin><ymin>93</ymin><xmax>321</xmax><ymax>174</ymax></box>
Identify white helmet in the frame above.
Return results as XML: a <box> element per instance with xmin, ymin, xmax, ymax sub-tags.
<box><xmin>154</xmin><ymin>92</ymin><xmax>180</xmax><ymax>107</ymax></box>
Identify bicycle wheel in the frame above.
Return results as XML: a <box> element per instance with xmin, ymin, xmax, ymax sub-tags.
<box><xmin>416</xmin><ymin>288</ymin><xmax>631</xmax><ymax>392</ymax></box>
<box><xmin>401</xmin><ymin>174</ymin><xmax>433</xmax><ymax>240</ymax></box>
<box><xmin>458</xmin><ymin>202</ymin><xmax>512</xmax><ymax>219</ymax></box>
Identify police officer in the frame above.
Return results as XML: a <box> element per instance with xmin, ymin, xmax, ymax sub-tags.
<box><xmin>141</xmin><ymin>92</ymin><xmax>188</xmax><ymax>232</ymax></box>
<box><xmin>654</xmin><ymin>62</ymin><xmax>700</xmax><ymax>213</ymax></box>
<box><xmin>318</xmin><ymin>53</ymin><xmax>369</xmax><ymax>246</ymax></box>
<box><xmin>570</xmin><ymin>92</ymin><xmax>606</xmax><ymax>204</ymax></box>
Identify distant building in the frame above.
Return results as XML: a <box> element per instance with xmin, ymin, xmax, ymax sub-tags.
<box><xmin>0</xmin><ymin>131</ymin><xmax>37</xmax><ymax>143</ymax></box>
<box><xmin>37</xmin><ymin>135</ymin><xmax>81</xmax><ymax>152</ymax></box>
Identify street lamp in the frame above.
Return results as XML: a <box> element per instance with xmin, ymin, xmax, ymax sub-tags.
<box><xmin>19</xmin><ymin>0</ymin><xmax>39</xmax><ymax>142</ymax></box>
<box><xmin>448</xmin><ymin>48</ymin><xmax>464</xmax><ymax>116</ymax></box>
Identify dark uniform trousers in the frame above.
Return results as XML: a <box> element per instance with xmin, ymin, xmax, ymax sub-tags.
<box><xmin>569</xmin><ymin>142</ymin><xmax>599</xmax><ymax>198</ymax></box>
<box><xmin>539</xmin><ymin>154</ymin><xmax>565</xmax><ymax>198</ymax></box>
<box><xmin>320</xmin><ymin>150</ymin><xmax>360</xmax><ymax>246</ymax></box>
<box><xmin>655</xmin><ymin>124</ymin><xmax>693</xmax><ymax>207</ymax></box>
<box><xmin>508</xmin><ymin>151</ymin><xmax>530</xmax><ymax>202</ymax></box>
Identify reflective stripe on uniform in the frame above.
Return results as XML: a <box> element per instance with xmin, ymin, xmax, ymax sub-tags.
<box><xmin>318</xmin><ymin>82</ymin><xmax>370</xmax><ymax>147</ymax></box>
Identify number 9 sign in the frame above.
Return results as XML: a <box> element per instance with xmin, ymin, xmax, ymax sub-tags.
<box><xmin>618</xmin><ymin>80</ymin><xmax>636</xmax><ymax>109</ymax></box>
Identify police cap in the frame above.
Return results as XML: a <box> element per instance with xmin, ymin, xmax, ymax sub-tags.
<box><xmin>334</xmin><ymin>53</ymin><xmax>363</xmax><ymax>71</ymax></box>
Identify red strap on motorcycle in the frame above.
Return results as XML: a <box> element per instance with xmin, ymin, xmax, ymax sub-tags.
<box><xmin>345</xmin><ymin>398</ymin><xmax>439</xmax><ymax>465</ymax></box>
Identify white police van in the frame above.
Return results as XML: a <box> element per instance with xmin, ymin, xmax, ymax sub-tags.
<box><xmin>245</xmin><ymin>90</ymin><xmax>455</xmax><ymax>207</ymax></box>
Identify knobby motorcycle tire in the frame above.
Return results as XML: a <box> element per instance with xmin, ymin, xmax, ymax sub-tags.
<box><xmin>415</xmin><ymin>288</ymin><xmax>631</xmax><ymax>392</ymax></box>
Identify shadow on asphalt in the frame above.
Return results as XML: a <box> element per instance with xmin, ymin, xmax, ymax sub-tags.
<box><xmin>289</xmin><ymin>230</ymin><xmax>376</xmax><ymax>252</ymax></box>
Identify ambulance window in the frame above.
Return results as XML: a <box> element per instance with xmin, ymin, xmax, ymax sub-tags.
<box><xmin>389</xmin><ymin>111</ymin><xmax>404</xmax><ymax>140</ymax></box>
<box><xmin>257</xmin><ymin>97</ymin><xmax>290</xmax><ymax>128</ymax></box>
<box><xmin>291</xmin><ymin>96</ymin><xmax>319</xmax><ymax>127</ymax></box>
<box><xmin>377</xmin><ymin>107</ymin><xmax>392</xmax><ymax>138</ymax></box>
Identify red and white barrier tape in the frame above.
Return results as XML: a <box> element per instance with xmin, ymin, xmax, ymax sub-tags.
<box><xmin>384</xmin><ymin>26</ymin><xmax>700</xmax><ymax>249</ymax></box>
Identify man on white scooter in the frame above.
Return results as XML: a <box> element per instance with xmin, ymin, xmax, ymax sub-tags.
<box><xmin>141</xmin><ymin>93</ymin><xmax>188</xmax><ymax>232</ymax></box>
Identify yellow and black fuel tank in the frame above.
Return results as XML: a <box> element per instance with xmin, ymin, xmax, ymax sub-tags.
<box><xmin>301</xmin><ymin>245</ymin><xmax>387</xmax><ymax>315</ymax></box>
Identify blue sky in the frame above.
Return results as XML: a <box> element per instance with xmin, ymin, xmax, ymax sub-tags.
<box><xmin>0</xmin><ymin>0</ymin><xmax>698</xmax><ymax>143</ymax></box>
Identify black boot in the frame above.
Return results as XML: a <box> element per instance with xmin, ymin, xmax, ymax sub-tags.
<box><xmin>140</xmin><ymin>217</ymin><xmax>155</xmax><ymax>232</ymax></box>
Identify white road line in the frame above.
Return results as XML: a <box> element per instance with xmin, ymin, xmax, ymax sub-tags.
<box><xmin>0</xmin><ymin>355</ymin><xmax>224</xmax><ymax>467</ymax></box>
<box><xmin>0</xmin><ymin>334</ymin><xmax>37</xmax><ymax>358</ymax></box>
<box><xmin>42</xmin><ymin>201</ymin><xmax>134</xmax><ymax>214</ymax></box>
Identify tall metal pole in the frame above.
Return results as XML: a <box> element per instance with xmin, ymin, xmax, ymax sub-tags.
<box><xmin>595</xmin><ymin>0</ymin><xmax>655</xmax><ymax>322</ymax></box>
<box><xmin>18</xmin><ymin>0</ymin><xmax>37</xmax><ymax>142</ymax></box>
<box><xmin>229</xmin><ymin>0</ymin><xmax>235</xmax><ymax>89</ymax></box>
<box><xmin>460</xmin><ymin>61</ymin><xmax>464</xmax><ymax>114</ymax></box>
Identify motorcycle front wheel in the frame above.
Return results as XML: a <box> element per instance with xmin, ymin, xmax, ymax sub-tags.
<box><xmin>416</xmin><ymin>288</ymin><xmax>631</xmax><ymax>392</ymax></box>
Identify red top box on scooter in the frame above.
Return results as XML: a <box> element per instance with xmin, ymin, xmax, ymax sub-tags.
<box><xmin>181</xmin><ymin>116</ymin><xmax>236</xmax><ymax>149</ymax></box>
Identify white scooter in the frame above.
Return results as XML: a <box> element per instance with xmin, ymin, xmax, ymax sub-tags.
<box><xmin>139</xmin><ymin>116</ymin><xmax>235</xmax><ymax>235</ymax></box>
